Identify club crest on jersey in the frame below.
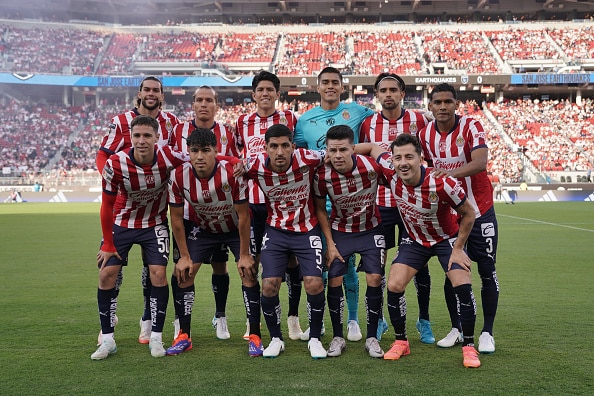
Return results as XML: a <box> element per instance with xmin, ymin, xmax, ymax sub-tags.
<box><xmin>342</xmin><ymin>110</ymin><xmax>351</xmax><ymax>120</ymax></box>
<box><xmin>220</xmin><ymin>135</ymin><xmax>228</xmax><ymax>145</ymax></box>
<box><xmin>222</xmin><ymin>183</ymin><xmax>231</xmax><ymax>193</ymax></box>
<box><xmin>429</xmin><ymin>192</ymin><xmax>438</xmax><ymax>203</ymax></box>
<box><xmin>166</xmin><ymin>120</ymin><xmax>173</xmax><ymax>132</ymax></box>
<box><xmin>203</xmin><ymin>190</ymin><xmax>211</xmax><ymax>200</ymax></box>
<box><xmin>409</xmin><ymin>122</ymin><xmax>417</xmax><ymax>134</ymax></box>
<box><xmin>145</xmin><ymin>175</ymin><xmax>155</xmax><ymax>185</ymax></box>
<box><xmin>280</xmin><ymin>116</ymin><xmax>287</xmax><ymax>125</ymax></box>
<box><xmin>456</xmin><ymin>136</ymin><xmax>465</xmax><ymax>147</ymax></box>
<box><xmin>300</xmin><ymin>165</ymin><xmax>309</xmax><ymax>174</ymax></box>
<box><xmin>368</xmin><ymin>171</ymin><xmax>377</xmax><ymax>180</ymax></box>
<box><xmin>388</xmin><ymin>128</ymin><xmax>398</xmax><ymax>138</ymax></box>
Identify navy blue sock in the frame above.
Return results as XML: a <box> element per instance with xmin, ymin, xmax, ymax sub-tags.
<box><xmin>261</xmin><ymin>294</ymin><xmax>282</xmax><ymax>339</ymax></box>
<box><xmin>453</xmin><ymin>283</ymin><xmax>477</xmax><ymax>346</ymax></box>
<box><xmin>327</xmin><ymin>285</ymin><xmax>344</xmax><ymax>338</ymax></box>
<box><xmin>242</xmin><ymin>284</ymin><xmax>262</xmax><ymax>337</ymax></box>
<box><xmin>212</xmin><ymin>273</ymin><xmax>229</xmax><ymax>318</ymax></box>
<box><xmin>285</xmin><ymin>265</ymin><xmax>302</xmax><ymax>317</ymax></box>
<box><xmin>307</xmin><ymin>291</ymin><xmax>325</xmax><ymax>339</ymax></box>
<box><xmin>387</xmin><ymin>290</ymin><xmax>407</xmax><ymax>340</ymax></box>
<box><xmin>478</xmin><ymin>264</ymin><xmax>499</xmax><ymax>335</ymax></box>
<box><xmin>141</xmin><ymin>266</ymin><xmax>152</xmax><ymax>321</ymax></box>
<box><xmin>365</xmin><ymin>286</ymin><xmax>382</xmax><ymax>339</ymax></box>
<box><xmin>97</xmin><ymin>288</ymin><xmax>117</xmax><ymax>335</ymax></box>
<box><xmin>413</xmin><ymin>265</ymin><xmax>431</xmax><ymax>321</ymax></box>
<box><xmin>150</xmin><ymin>284</ymin><xmax>169</xmax><ymax>332</ymax></box>
<box><xmin>171</xmin><ymin>275</ymin><xmax>194</xmax><ymax>336</ymax></box>
<box><xmin>444</xmin><ymin>277</ymin><xmax>461</xmax><ymax>331</ymax></box>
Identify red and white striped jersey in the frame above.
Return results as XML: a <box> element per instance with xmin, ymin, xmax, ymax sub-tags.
<box><xmin>359</xmin><ymin>109</ymin><xmax>429</xmax><ymax>208</ymax></box>
<box><xmin>417</xmin><ymin>115</ymin><xmax>493</xmax><ymax>217</ymax></box>
<box><xmin>168</xmin><ymin>160</ymin><xmax>248</xmax><ymax>233</ymax></box>
<box><xmin>314</xmin><ymin>154</ymin><xmax>382</xmax><ymax>233</ymax></box>
<box><xmin>235</xmin><ymin>110</ymin><xmax>298</xmax><ymax>204</ymax></box>
<box><xmin>377</xmin><ymin>153</ymin><xmax>466</xmax><ymax>247</ymax></box>
<box><xmin>102</xmin><ymin>146</ymin><xmax>187</xmax><ymax>228</ymax></box>
<box><xmin>169</xmin><ymin>120</ymin><xmax>240</xmax><ymax>157</ymax></box>
<box><xmin>245</xmin><ymin>148</ymin><xmax>324</xmax><ymax>233</ymax></box>
<box><xmin>100</xmin><ymin>108</ymin><xmax>179</xmax><ymax>155</ymax></box>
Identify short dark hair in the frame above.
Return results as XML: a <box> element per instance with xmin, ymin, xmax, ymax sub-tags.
<box><xmin>131</xmin><ymin>114</ymin><xmax>158</xmax><ymax>133</ymax></box>
<box><xmin>374</xmin><ymin>72</ymin><xmax>405</xmax><ymax>92</ymax></box>
<box><xmin>187</xmin><ymin>128</ymin><xmax>217</xmax><ymax>148</ymax></box>
<box><xmin>429</xmin><ymin>83</ymin><xmax>457</xmax><ymax>101</ymax></box>
<box><xmin>194</xmin><ymin>85</ymin><xmax>219</xmax><ymax>103</ymax></box>
<box><xmin>390</xmin><ymin>133</ymin><xmax>422</xmax><ymax>156</ymax></box>
<box><xmin>139</xmin><ymin>76</ymin><xmax>163</xmax><ymax>93</ymax></box>
<box><xmin>317</xmin><ymin>66</ymin><xmax>343</xmax><ymax>84</ymax></box>
<box><xmin>326</xmin><ymin>125</ymin><xmax>354</xmax><ymax>144</ymax></box>
<box><xmin>265</xmin><ymin>124</ymin><xmax>293</xmax><ymax>143</ymax></box>
<box><xmin>252</xmin><ymin>70</ymin><xmax>280</xmax><ymax>92</ymax></box>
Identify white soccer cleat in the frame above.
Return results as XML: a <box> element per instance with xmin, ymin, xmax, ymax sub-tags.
<box><xmin>300</xmin><ymin>323</ymin><xmax>325</xmax><ymax>341</ymax></box>
<box><xmin>347</xmin><ymin>320</ymin><xmax>363</xmax><ymax>342</ymax></box>
<box><xmin>327</xmin><ymin>336</ymin><xmax>346</xmax><ymax>357</ymax></box>
<box><xmin>97</xmin><ymin>314</ymin><xmax>118</xmax><ymax>346</ymax></box>
<box><xmin>212</xmin><ymin>316</ymin><xmax>231</xmax><ymax>340</ymax></box>
<box><xmin>91</xmin><ymin>338</ymin><xmax>117</xmax><ymax>360</ymax></box>
<box><xmin>478</xmin><ymin>332</ymin><xmax>495</xmax><ymax>354</ymax></box>
<box><xmin>308</xmin><ymin>338</ymin><xmax>327</xmax><ymax>359</ymax></box>
<box><xmin>287</xmin><ymin>316</ymin><xmax>303</xmax><ymax>341</ymax></box>
<box><xmin>437</xmin><ymin>328</ymin><xmax>463</xmax><ymax>348</ymax></box>
<box><xmin>263</xmin><ymin>337</ymin><xmax>285</xmax><ymax>358</ymax></box>
<box><xmin>138</xmin><ymin>318</ymin><xmax>151</xmax><ymax>344</ymax></box>
<box><xmin>149</xmin><ymin>337</ymin><xmax>166</xmax><ymax>358</ymax></box>
<box><xmin>365</xmin><ymin>337</ymin><xmax>384</xmax><ymax>358</ymax></box>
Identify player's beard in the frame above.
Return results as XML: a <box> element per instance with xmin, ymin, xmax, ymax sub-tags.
<box><xmin>141</xmin><ymin>97</ymin><xmax>161</xmax><ymax>111</ymax></box>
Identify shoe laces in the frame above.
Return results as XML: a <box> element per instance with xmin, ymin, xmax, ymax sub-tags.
<box><xmin>463</xmin><ymin>346</ymin><xmax>479</xmax><ymax>360</ymax></box>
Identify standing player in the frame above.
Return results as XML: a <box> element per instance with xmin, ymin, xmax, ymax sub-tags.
<box><xmin>355</xmin><ymin>134</ymin><xmax>481</xmax><ymax>368</ymax></box>
<box><xmin>294</xmin><ymin>66</ymin><xmax>375</xmax><ymax>342</ymax></box>
<box><xmin>418</xmin><ymin>83</ymin><xmax>499</xmax><ymax>354</ymax></box>
<box><xmin>95</xmin><ymin>76</ymin><xmax>179</xmax><ymax>346</ymax></box>
<box><xmin>166</xmin><ymin>129</ymin><xmax>261</xmax><ymax>356</ymax></box>
<box><xmin>169</xmin><ymin>85</ymin><xmax>241</xmax><ymax>340</ymax></box>
<box><xmin>359</xmin><ymin>72</ymin><xmax>434</xmax><ymax>344</ymax></box>
<box><xmin>92</xmin><ymin>115</ymin><xmax>187</xmax><ymax>360</ymax></box>
<box><xmin>235</xmin><ymin>71</ymin><xmax>303</xmax><ymax>341</ymax></box>
<box><xmin>243</xmin><ymin>124</ymin><xmax>327</xmax><ymax>359</ymax></box>
<box><xmin>313</xmin><ymin>125</ymin><xmax>385</xmax><ymax>359</ymax></box>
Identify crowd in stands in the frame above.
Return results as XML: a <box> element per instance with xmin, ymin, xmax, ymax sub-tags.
<box><xmin>2</xmin><ymin>24</ymin><xmax>594</xmax><ymax>76</ymax></box>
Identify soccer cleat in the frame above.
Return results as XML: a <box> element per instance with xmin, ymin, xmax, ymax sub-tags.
<box><xmin>416</xmin><ymin>319</ymin><xmax>436</xmax><ymax>344</ymax></box>
<box><xmin>287</xmin><ymin>316</ymin><xmax>303</xmax><ymax>341</ymax></box>
<box><xmin>248</xmin><ymin>334</ymin><xmax>264</xmax><ymax>357</ymax></box>
<box><xmin>97</xmin><ymin>314</ymin><xmax>118</xmax><ymax>346</ymax></box>
<box><xmin>243</xmin><ymin>319</ymin><xmax>250</xmax><ymax>341</ymax></box>
<box><xmin>138</xmin><ymin>318</ymin><xmax>151</xmax><ymax>344</ymax></box>
<box><xmin>365</xmin><ymin>337</ymin><xmax>384</xmax><ymax>358</ymax></box>
<box><xmin>478</xmin><ymin>332</ymin><xmax>496</xmax><ymax>354</ymax></box>
<box><xmin>300</xmin><ymin>323</ymin><xmax>326</xmax><ymax>341</ymax></box>
<box><xmin>308</xmin><ymin>338</ymin><xmax>327</xmax><ymax>359</ymax></box>
<box><xmin>91</xmin><ymin>338</ymin><xmax>117</xmax><ymax>360</ymax></box>
<box><xmin>376</xmin><ymin>317</ymin><xmax>389</xmax><ymax>341</ymax></box>
<box><xmin>166</xmin><ymin>332</ymin><xmax>192</xmax><ymax>356</ymax></box>
<box><xmin>383</xmin><ymin>340</ymin><xmax>410</xmax><ymax>360</ymax></box>
<box><xmin>437</xmin><ymin>328</ymin><xmax>463</xmax><ymax>348</ymax></box>
<box><xmin>347</xmin><ymin>320</ymin><xmax>363</xmax><ymax>342</ymax></box>
<box><xmin>212</xmin><ymin>316</ymin><xmax>231</xmax><ymax>340</ymax></box>
<box><xmin>263</xmin><ymin>337</ymin><xmax>285</xmax><ymax>358</ymax></box>
<box><xmin>326</xmin><ymin>336</ymin><xmax>346</xmax><ymax>357</ymax></box>
<box><xmin>172</xmin><ymin>318</ymin><xmax>180</xmax><ymax>342</ymax></box>
<box><xmin>462</xmin><ymin>345</ymin><xmax>481</xmax><ymax>368</ymax></box>
<box><xmin>149</xmin><ymin>337</ymin><xmax>166</xmax><ymax>358</ymax></box>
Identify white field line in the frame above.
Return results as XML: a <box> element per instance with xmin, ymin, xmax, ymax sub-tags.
<box><xmin>498</xmin><ymin>214</ymin><xmax>594</xmax><ymax>233</ymax></box>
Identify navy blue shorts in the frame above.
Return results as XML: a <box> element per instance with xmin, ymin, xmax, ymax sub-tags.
<box><xmin>392</xmin><ymin>232</ymin><xmax>465</xmax><ymax>273</ymax></box>
<box><xmin>328</xmin><ymin>227</ymin><xmax>385</xmax><ymax>279</ymax></box>
<box><xmin>249</xmin><ymin>203</ymin><xmax>267</xmax><ymax>255</ymax></box>
<box><xmin>260</xmin><ymin>224</ymin><xmax>323</xmax><ymax>279</ymax></box>
<box><xmin>103</xmin><ymin>223</ymin><xmax>170</xmax><ymax>267</ymax></box>
<box><xmin>187</xmin><ymin>229</ymin><xmax>241</xmax><ymax>264</ymax></box>
<box><xmin>378</xmin><ymin>205</ymin><xmax>405</xmax><ymax>250</ymax></box>
<box><xmin>173</xmin><ymin>219</ymin><xmax>229</xmax><ymax>263</ymax></box>
<box><xmin>466</xmin><ymin>206</ymin><xmax>498</xmax><ymax>266</ymax></box>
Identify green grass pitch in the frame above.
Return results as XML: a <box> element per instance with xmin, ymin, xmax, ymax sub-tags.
<box><xmin>0</xmin><ymin>202</ymin><xmax>592</xmax><ymax>395</ymax></box>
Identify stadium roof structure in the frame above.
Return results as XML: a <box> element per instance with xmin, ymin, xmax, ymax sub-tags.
<box><xmin>4</xmin><ymin>0</ymin><xmax>593</xmax><ymax>25</ymax></box>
